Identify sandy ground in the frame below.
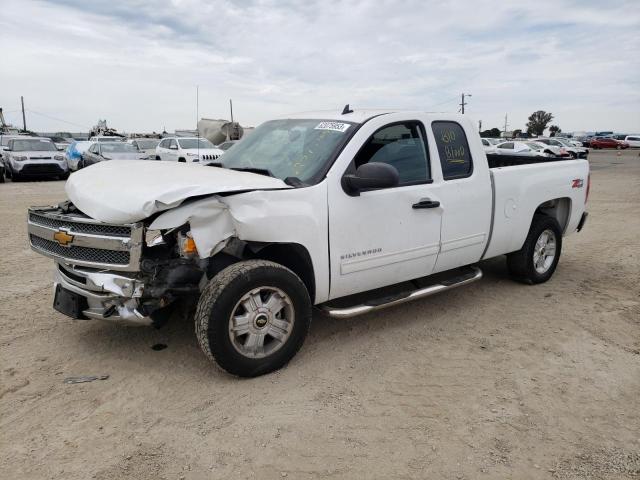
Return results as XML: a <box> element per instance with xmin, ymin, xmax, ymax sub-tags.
<box><xmin>1</xmin><ymin>150</ymin><xmax>639</xmax><ymax>479</ymax></box>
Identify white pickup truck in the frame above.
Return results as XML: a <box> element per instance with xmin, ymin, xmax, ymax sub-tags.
<box><xmin>28</xmin><ymin>109</ymin><xmax>590</xmax><ymax>377</ymax></box>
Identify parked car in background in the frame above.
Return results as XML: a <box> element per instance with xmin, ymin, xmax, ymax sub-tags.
<box><xmin>3</xmin><ymin>137</ymin><xmax>69</xmax><ymax>180</ymax></box>
<box><xmin>80</xmin><ymin>142</ymin><xmax>148</xmax><ymax>168</ymax></box>
<box><xmin>64</xmin><ymin>141</ymin><xmax>93</xmax><ymax>171</ymax></box>
<box><xmin>216</xmin><ymin>140</ymin><xmax>237</xmax><ymax>151</ymax></box>
<box><xmin>89</xmin><ymin>135</ymin><xmax>124</xmax><ymax>143</ymax></box>
<box><xmin>526</xmin><ymin>141</ymin><xmax>570</xmax><ymax>157</ymax></box>
<box><xmin>128</xmin><ymin>138</ymin><xmax>160</xmax><ymax>158</ymax></box>
<box><xmin>0</xmin><ymin>159</ymin><xmax>5</xmax><ymax>182</ymax></box>
<box><xmin>494</xmin><ymin>141</ymin><xmax>559</xmax><ymax>157</ymax></box>
<box><xmin>155</xmin><ymin>137</ymin><xmax>224</xmax><ymax>163</ymax></box>
<box><xmin>47</xmin><ymin>136</ymin><xmax>72</xmax><ymax>150</ymax></box>
<box><xmin>1</xmin><ymin>134</ymin><xmax>27</xmax><ymax>161</ymax></box>
<box><xmin>481</xmin><ymin>138</ymin><xmax>496</xmax><ymax>153</ymax></box>
<box><xmin>623</xmin><ymin>135</ymin><xmax>640</xmax><ymax>148</ymax></box>
<box><xmin>589</xmin><ymin>137</ymin><xmax>629</xmax><ymax>149</ymax></box>
<box><xmin>536</xmin><ymin>138</ymin><xmax>588</xmax><ymax>158</ymax></box>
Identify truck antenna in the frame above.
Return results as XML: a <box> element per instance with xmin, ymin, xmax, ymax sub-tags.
<box><xmin>341</xmin><ymin>104</ymin><xmax>354</xmax><ymax>115</ymax></box>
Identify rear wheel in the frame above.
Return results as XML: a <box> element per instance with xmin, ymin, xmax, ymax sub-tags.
<box><xmin>507</xmin><ymin>214</ymin><xmax>562</xmax><ymax>284</ymax></box>
<box><xmin>195</xmin><ymin>260</ymin><xmax>312</xmax><ymax>377</ymax></box>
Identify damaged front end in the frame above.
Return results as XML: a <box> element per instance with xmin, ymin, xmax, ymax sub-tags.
<box><xmin>29</xmin><ymin>204</ymin><xmax>210</xmax><ymax>327</ymax></box>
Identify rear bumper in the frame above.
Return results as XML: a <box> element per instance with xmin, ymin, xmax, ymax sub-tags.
<box><xmin>577</xmin><ymin>212</ymin><xmax>588</xmax><ymax>232</ymax></box>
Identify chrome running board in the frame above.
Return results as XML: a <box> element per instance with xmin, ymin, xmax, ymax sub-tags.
<box><xmin>320</xmin><ymin>266</ymin><xmax>483</xmax><ymax>319</ymax></box>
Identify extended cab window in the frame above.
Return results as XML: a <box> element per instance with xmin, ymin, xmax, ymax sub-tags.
<box><xmin>432</xmin><ymin>121</ymin><xmax>473</xmax><ymax>180</ymax></box>
<box><xmin>353</xmin><ymin>121</ymin><xmax>430</xmax><ymax>185</ymax></box>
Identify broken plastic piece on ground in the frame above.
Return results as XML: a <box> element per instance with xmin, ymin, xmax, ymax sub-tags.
<box><xmin>63</xmin><ymin>375</ymin><xmax>109</xmax><ymax>384</ymax></box>
<box><xmin>151</xmin><ymin>343</ymin><xmax>168</xmax><ymax>351</ymax></box>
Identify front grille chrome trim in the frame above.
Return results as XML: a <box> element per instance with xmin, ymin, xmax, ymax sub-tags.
<box><xmin>28</xmin><ymin>207</ymin><xmax>143</xmax><ymax>271</ymax></box>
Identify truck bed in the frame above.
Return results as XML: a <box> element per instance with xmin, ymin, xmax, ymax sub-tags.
<box><xmin>482</xmin><ymin>158</ymin><xmax>590</xmax><ymax>260</ymax></box>
<box><xmin>486</xmin><ymin>153</ymin><xmax>570</xmax><ymax>168</ymax></box>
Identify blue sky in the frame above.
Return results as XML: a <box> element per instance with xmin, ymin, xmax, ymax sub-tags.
<box><xmin>1</xmin><ymin>0</ymin><xmax>639</xmax><ymax>133</ymax></box>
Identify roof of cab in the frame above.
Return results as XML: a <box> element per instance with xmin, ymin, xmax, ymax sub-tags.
<box><xmin>280</xmin><ymin>108</ymin><xmax>394</xmax><ymax>124</ymax></box>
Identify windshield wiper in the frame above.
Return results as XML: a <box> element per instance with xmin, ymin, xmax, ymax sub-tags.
<box><xmin>230</xmin><ymin>167</ymin><xmax>275</xmax><ymax>178</ymax></box>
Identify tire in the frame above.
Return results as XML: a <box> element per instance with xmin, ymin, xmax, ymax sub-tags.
<box><xmin>155</xmin><ymin>155</ymin><xmax>161</xmax><ymax>160</ymax></box>
<box><xmin>569</xmin><ymin>152</ymin><xmax>577</xmax><ymax>159</ymax></box>
<box><xmin>507</xmin><ymin>214</ymin><xmax>562</xmax><ymax>284</ymax></box>
<box><xmin>178</xmin><ymin>158</ymin><xmax>186</xmax><ymax>163</ymax></box>
<box><xmin>195</xmin><ymin>260</ymin><xmax>312</xmax><ymax>377</ymax></box>
<box><xmin>59</xmin><ymin>172</ymin><xmax>70</xmax><ymax>180</ymax></box>
<box><xmin>616</xmin><ymin>145</ymin><xmax>621</xmax><ymax>150</ymax></box>
<box><xmin>0</xmin><ymin>171</ymin><xmax>4</xmax><ymax>183</ymax></box>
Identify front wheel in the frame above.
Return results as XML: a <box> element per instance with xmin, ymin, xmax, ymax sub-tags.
<box><xmin>507</xmin><ymin>214</ymin><xmax>562</xmax><ymax>284</ymax></box>
<box><xmin>195</xmin><ymin>260</ymin><xmax>312</xmax><ymax>377</ymax></box>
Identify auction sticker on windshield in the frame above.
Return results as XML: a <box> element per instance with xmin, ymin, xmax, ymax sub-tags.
<box><xmin>315</xmin><ymin>121</ymin><xmax>350</xmax><ymax>132</ymax></box>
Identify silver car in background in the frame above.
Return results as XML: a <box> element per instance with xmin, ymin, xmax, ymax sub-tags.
<box><xmin>2</xmin><ymin>137</ymin><xmax>69</xmax><ymax>180</ymax></box>
<box><xmin>127</xmin><ymin>138</ymin><xmax>160</xmax><ymax>158</ymax></box>
<box><xmin>80</xmin><ymin>142</ymin><xmax>148</xmax><ymax>168</ymax></box>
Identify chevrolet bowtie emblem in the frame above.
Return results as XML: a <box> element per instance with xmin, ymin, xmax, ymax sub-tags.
<box><xmin>53</xmin><ymin>229</ymin><xmax>74</xmax><ymax>246</ymax></box>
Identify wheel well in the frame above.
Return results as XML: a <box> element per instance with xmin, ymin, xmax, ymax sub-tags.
<box><xmin>535</xmin><ymin>197</ymin><xmax>571</xmax><ymax>233</ymax></box>
<box><xmin>207</xmin><ymin>242</ymin><xmax>316</xmax><ymax>303</ymax></box>
<box><xmin>178</xmin><ymin>157</ymin><xmax>186</xmax><ymax>163</ymax></box>
<box><xmin>252</xmin><ymin>243</ymin><xmax>316</xmax><ymax>303</ymax></box>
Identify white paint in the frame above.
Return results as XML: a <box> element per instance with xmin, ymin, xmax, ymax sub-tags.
<box><xmin>65</xmin><ymin>160</ymin><xmax>289</xmax><ymax>224</ymax></box>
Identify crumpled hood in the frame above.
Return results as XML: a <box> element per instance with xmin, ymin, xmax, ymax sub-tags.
<box><xmin>65</xmin><ymin>160</ymin><xmax>289</xmax><ymax>224</ymax></box>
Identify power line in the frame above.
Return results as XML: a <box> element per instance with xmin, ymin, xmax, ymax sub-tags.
<box><xmin>25</xmin><ymin>109</ymin><xmax>89</xmax><ymax>129</ymax></box>
<box><xmin>426</xmin><ymin>96</ymin><xmax>460</xmax><ymax>110</ymax></box>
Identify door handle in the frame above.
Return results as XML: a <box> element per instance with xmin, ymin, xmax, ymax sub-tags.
<box><xmin>412</xmin><ymin>198</ymin><xmax>440</xmax><ymax>209</ymax></box>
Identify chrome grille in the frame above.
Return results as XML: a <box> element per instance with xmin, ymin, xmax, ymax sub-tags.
<box><xmin>30</xmin><ymin>235</ymin><xmax>130</xmax><ymax>265</ymax></box>
<box><xmin>201</xmin><ymin>154</ymin><xmax>220</xmax><ymax>160</ymax></box>
<box><xmin>28</xmin><ymin>207</ymin><xmax>143</xmax><ymax>271</ymax></box>
<box><xmin>29</xmin><ymin>213</ymin><xmax>131</xmax><ymax>237</ymax></box>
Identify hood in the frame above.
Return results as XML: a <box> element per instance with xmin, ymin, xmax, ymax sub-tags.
<box><xmin>65</xmin><ymin>160</ymin><xmax>289</xmax><ymax>224</ymax></box>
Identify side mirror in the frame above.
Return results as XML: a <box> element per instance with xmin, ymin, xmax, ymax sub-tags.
<box><xmin>343</xmin><ymin>162</ymin><xmax>399</xmax><ymax>195</ymax></box>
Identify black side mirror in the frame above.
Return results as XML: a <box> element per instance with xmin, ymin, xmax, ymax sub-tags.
<box><xmin>343</xmin><ymin>162</ymin><xmax>399</xmax><ymax>195</ymax></box>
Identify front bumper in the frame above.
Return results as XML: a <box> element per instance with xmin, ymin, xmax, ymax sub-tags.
<box><xmin>13</xmin><ymin>161</ymin><xmax>68</xmax><ymax>176</ymax></box>
<box><xmin>55</xmin><ymin>262</ymin><xmax>152</xmax><ymax>325</ymax></box>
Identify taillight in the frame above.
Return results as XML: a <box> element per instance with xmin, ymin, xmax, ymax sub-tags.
<box><xmin>585</xmin><ymin>173</ymin><xmax>591</xmax><ymax>204</ymax></box>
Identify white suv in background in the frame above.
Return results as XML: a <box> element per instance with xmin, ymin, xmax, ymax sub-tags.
<box><xmin>624</xmin><ymin>135</ymin><xmax>640</xmax><ymax>148</ymax></box>
<box><xmin>155</xmin><ymin>137</ymin><xmax>224</xmax><ymax>163</ymax></box>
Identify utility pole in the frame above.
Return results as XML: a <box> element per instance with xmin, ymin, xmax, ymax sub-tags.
<box><xmin>503</xmin><ymin>113</ymin><xmax>509</xmax><ymax>134</ymax></box>
<box><xmin>195</xmin><ymin>85</ymin><xmax>199</xmax><ymax>138</ymax></box>
<box><xmin>478</xmin><ymin>120</ymin><xmax>482</xmax><ymax>132</ymax></box>
<box><xmin>21</xmin><ymin>96</ymin><xmax>27</xmax><ymax>132</ymax></box>
<box><xmin>460</xmin><ymin>93</ymin><xmax>471</xmax><ymax>114</ymax></box>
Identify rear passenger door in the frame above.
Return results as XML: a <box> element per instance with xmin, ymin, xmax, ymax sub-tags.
<box><xmin>428</xmin><ymin>120</ymin><xmax>493</xmax><ymax>273</ymax></box>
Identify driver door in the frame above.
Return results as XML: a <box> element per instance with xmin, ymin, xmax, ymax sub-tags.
<box><xmin>328</xmin><ymin>120</ymin><xmax>442</xmax><ymax>299</ymax></box>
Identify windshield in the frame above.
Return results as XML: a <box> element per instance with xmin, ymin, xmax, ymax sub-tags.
<box><xmin>101</xmin><ymin>143</ymin><xmax>138</xmax><ymax>153</ymax></box>
<box><xmin>11</xmin><ymin>139</ymin><xmax>57</xmax><ymax>151</ymax></box>
<box><xmin>220</xmin><ymin>119</ymin><xmax>354</xmax><ymax>182</ymax></box>
<box><xmin>97</xmin><ymin>137</ymin><xmax>122</xmax><ymax>142</ymax></box>
<box><xmin>135</xmin><ymin>139</ymin><xmax>160</xmax><ymax>149</ymax></box>
<box><xmin>177</xmin><ymin>138</ymin><xmax>214</xmax><ymax>149</ymax></box>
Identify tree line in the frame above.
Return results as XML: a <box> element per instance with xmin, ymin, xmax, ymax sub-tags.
<box><xmin>480</xmin><ymin>110</ymin><xmax>561</xmax><ymax>138</ymax></box>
